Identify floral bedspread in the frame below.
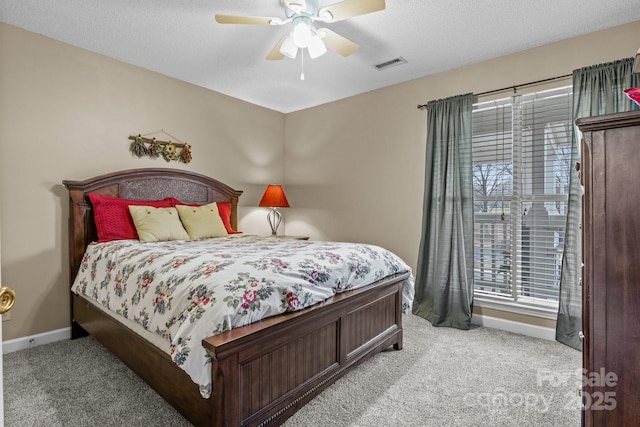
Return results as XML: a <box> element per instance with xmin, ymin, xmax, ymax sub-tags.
<box><xmin>72</xmin><ymin>235</ymin><xmax>414</xmax><ymax>398</ymax></box>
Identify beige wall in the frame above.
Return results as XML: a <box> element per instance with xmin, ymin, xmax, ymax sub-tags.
<box><xmin>1</xmin><ymin>20</ymin><xmax>639</xmax><ymax>340</ymax></box>
<box><xmin>0</xmin><ymin>23</ymin><xmax>285</xmax><ymax>340</ymax></box>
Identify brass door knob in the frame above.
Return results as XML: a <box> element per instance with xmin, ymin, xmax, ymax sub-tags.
<box><xmin>0</xmin><ymin>286</ymin><xmax>16</xmax><ymax>315</ymax></box>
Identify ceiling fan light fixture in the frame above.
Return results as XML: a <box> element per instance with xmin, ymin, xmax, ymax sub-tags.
<box><xmin>292</xmin><ymin>17</ymin><xmax>312</xmax><ymax>48</ymax></box>
<box><xmin>279</xmin><ymin>34</ymin><xmax>298</xmax><ymax>59</ymax></box>
<box><xmin>217</xmin><ymin>0</ymin><xmax>385</xmax><ymax>63</ymax></box>
<box><xmin>307</xmin><ymin>34</ymin><xmax>327</xmax><ymax>58</ymax></box>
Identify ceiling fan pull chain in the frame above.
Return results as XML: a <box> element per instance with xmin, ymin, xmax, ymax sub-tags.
<box><xmin>300</xmin><ymin>50</ymin><xmax>305</xmax><ymax>80</ymax></box>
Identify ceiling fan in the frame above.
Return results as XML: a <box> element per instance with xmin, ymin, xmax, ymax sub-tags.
<box><xmin>215</xmin><ymin>0</ymin><xmax>385</xmax><ymax>61</ymax></box>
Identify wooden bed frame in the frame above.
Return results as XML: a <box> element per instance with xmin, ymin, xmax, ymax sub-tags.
<box><xmin>63</xmin><ymin>168</ymin><xmax>408</xmax><ymax>427</ymax></box>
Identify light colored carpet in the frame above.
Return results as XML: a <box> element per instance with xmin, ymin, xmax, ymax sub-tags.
<box><xmin>4</xmin><ymin>314</ymin><xmax>581</xmax><ymax>426</ymax></box>
<box><xmin>285</xmin><ymin>314</ymin><xmax>581</xmax><ymax>426</ymax></box>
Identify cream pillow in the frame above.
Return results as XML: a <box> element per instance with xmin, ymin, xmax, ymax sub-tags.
<box><xmin>175</xmin><ymin>202</ymin><xmax>229</xmax><ymax>240</ymax></box>
<box><xmin>128</xmin><ymin>206</ymin><xmax>190</xmax><ymax>242</ymax></box>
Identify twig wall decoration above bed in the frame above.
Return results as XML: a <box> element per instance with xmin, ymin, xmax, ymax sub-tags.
<box><xmin>128</xmin><ymin>129</ymin><xmax>192</xmax><ymax>163</ymax></box>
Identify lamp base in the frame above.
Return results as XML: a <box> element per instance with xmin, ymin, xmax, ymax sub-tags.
<box><xmin>267</xmin><ymin>208</ymin><xmax>282</xmax><ymax>236</ymax></box>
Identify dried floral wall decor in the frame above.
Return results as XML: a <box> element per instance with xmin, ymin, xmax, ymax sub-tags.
<box><xmin>128</xmin><ymin>130</ymin><xmax>192</xmax><ymax>163</ymax></box>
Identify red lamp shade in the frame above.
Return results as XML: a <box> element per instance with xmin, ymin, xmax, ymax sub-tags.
<box><xmin>259</xmin><ymin>185</ymin><xmax>290</xmax><ymax>208</ymax></box>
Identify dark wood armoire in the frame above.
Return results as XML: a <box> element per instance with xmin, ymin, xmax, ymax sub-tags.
<box><xmin>577</xmin><ymin>110</ymin><xmax>640</xmax><ymax>427</ymax></box>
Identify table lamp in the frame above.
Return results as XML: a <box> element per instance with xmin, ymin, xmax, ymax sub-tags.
<box><xmin>258</xmin><ymin>184</ymin><xmax>290</xmax><ymax>236</ymax></box>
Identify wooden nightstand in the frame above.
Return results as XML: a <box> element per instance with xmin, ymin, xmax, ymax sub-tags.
<box><xmin>274</xmin><ymin>235</ymin><xmax>309</xmax><ymax>240</ymax></box>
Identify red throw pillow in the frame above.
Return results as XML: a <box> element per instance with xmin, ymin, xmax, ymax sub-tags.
<box><xmin>88</xmin><ymin>193</ymin><xmax>174</xmax><ymax>242</ymax></box>
<box><xmin>171</xmin><ymin>198</ymin><xmax>240</xmax><ymax>234</ymax></box>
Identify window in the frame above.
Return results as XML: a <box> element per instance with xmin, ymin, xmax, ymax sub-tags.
<box><xmin>471</xmin><ymin>86</ymin><xmax>573</xmax><ymax>317</ymax></box>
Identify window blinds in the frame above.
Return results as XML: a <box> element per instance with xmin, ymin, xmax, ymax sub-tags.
<box><xmin>472</xmin><ymin>86</ymin><xmax>573</xmax><ymax>308</ymax></box>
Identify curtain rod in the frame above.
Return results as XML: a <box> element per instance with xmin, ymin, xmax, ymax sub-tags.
<box><xmin>416</xmin><ymin>73</ymin><xmax>572</xmax><ymax>110</ymax></box>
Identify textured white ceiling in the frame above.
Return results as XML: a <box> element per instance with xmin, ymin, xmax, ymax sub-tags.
<box><xmin>2</xmin><ymin>0</ymin><xmax>640</xmax><ymax>113</ymax></box>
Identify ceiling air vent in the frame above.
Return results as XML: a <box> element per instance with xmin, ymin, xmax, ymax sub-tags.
<box><xmin>373</xmin><ymin>56</ymin><xmax>407</xmax><ymax>71</ymax></box>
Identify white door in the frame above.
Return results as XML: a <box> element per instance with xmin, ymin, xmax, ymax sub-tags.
<box><xmin>0</xmin><ymin>225</ymin><xmax>4</xmax><ymax>427</ymax></box>
<box><xmin>0</xmin><ymin>295</ymin><xmax>3</xmax><ymax>427</ymax></box>
<box><xmin>0</xmin><ymin>227</ymin><xmax>4</xmax><ymax>427</ymax></box>
<box><xmin>0</xmin><ymin>226</ymin><xmax>16</xmax><ymax>427</ymax></box>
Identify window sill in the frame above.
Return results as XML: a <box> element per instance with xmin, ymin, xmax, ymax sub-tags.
<box><xmin>473</xmin><ymin>296</ymin><xmax>558</xmax><ymax>320</ymax></box>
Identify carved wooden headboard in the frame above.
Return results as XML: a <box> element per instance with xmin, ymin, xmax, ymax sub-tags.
<box><xmin>62</xmin><ymin>168</ymin><xmax>243</xmax><ymax>283</ymax></box>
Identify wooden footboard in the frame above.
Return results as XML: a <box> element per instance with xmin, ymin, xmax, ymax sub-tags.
<box><xmin>72</xmin><ymin>271</ymin><xmax>408</xmax><ymax>427</ymax></box>
<box><xmin>204</xmin><ymin>271</ymin><xmax>407</xmax><ymax>426</ymax></box>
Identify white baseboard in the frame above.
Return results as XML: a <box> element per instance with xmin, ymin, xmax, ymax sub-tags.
<box><xmin>471</xmin><ymin>314</ymin><xmax>556</xmax><ymax>341</ymax></box>
<box><xmin>3</xmin><ymin>327</ymin><xmax>71</xmax><ymax>354</ymax></box>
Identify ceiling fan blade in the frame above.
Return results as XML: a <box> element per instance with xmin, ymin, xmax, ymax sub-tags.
<box><xmin>215</xmin><ymin>14</ymin><xmax>275</xmax><ymax>25</ymax></box>
<box><xmin>319</xmin><ymin>0</ymin><xmax>385</xmax><ymax>23</ymax></box>
<box><xmin>266</xmin><ymin>35</ymin><xmax>288</xmax><ymax>60</ymax></box>
<box><xmin>282</xmin><ymin>0</ymin><xmax>307</xmax><ymax>12</ymax></box>
<box><xmin>319</xmin><ymin>28</ymin><xmax>359</xmax><ymax>57</ymax></box>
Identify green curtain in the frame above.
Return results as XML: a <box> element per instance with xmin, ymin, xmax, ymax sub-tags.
<box><xmin>556</xmin><ymin>58</ymin><xmax>639</xmax><ymax>350</ymax></box>
<box><xmin>412</xmin><ymin>93</ymin><xmax>474</xmax><ymax>329</ymax></box>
